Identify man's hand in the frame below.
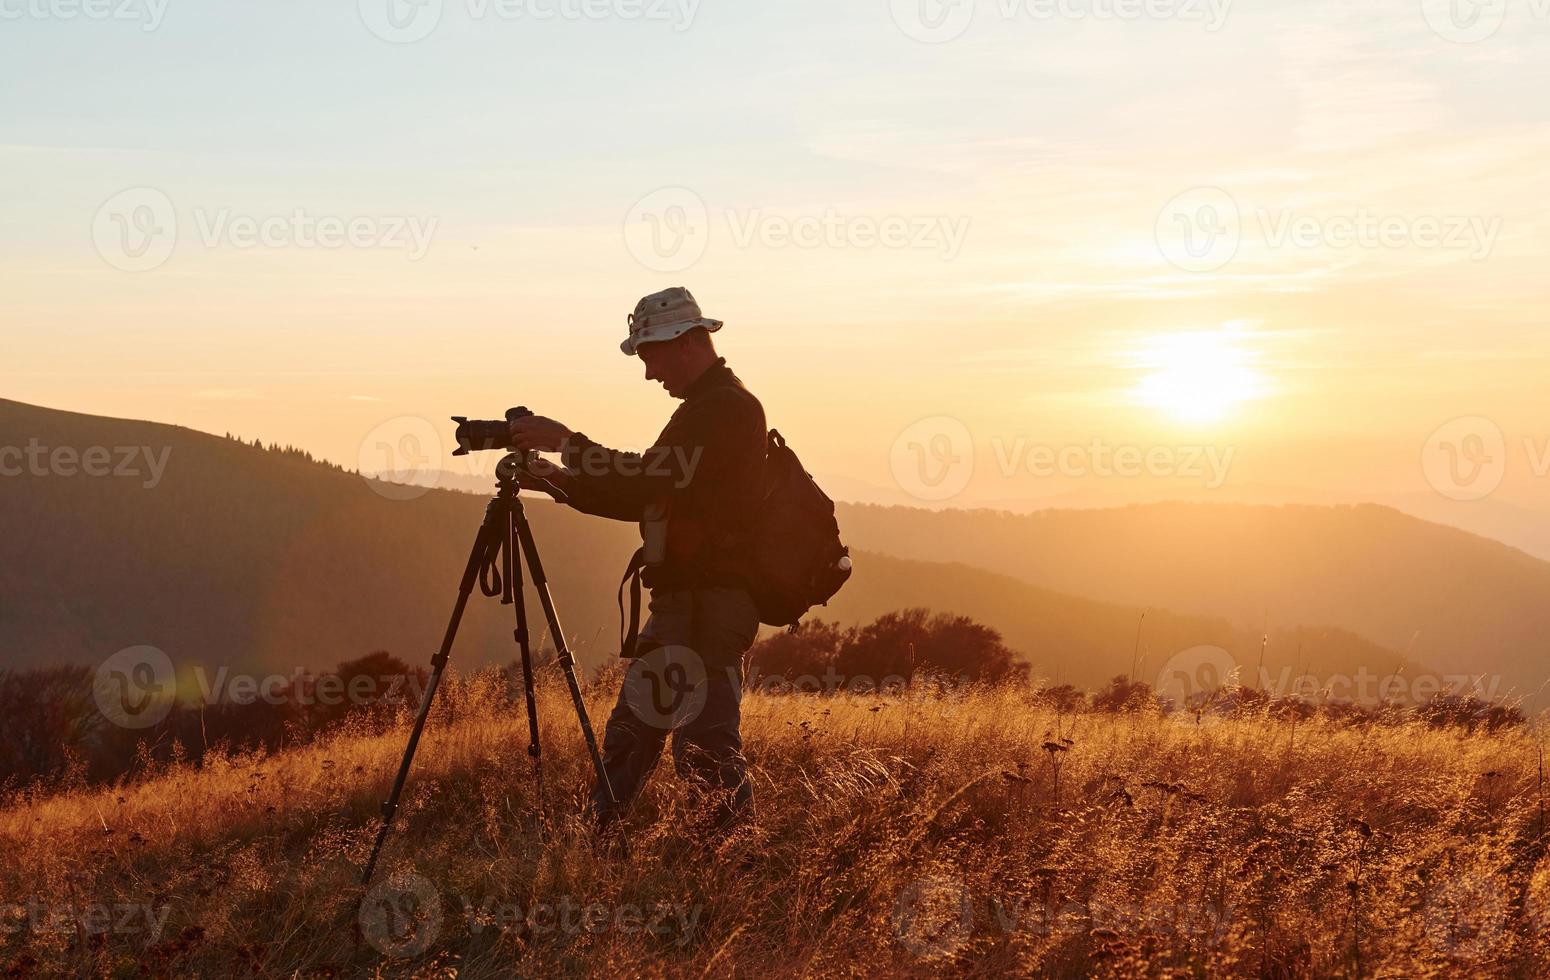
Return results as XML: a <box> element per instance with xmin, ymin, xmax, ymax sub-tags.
<box><xmin>508</xmin><ymin>415</ymin><xmax>573</xmax><ymax>453</ymax></box>
<box><xmin>513</xmin><ymin>454</ymin><xmax>572</xmax><ymax>499</ymax></box>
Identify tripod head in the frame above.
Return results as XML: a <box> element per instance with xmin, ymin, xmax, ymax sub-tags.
<box><xmin>495</xmin><ymin>450</ymin><xmax>569</xmax><ymax>503</ymax></box>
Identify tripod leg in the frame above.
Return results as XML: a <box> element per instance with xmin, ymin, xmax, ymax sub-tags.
<box><xmin>505</xmin><ymin>510</ymin><xmax>545</xmax><ymax>805</ymax></box>
<box><xmin>510</xmin><ymin>501</ymin><xmax>618</xmax><ymax>807</ymax></box>
<box><xmin>363</xmin><ymin>507</ymin><xmax>501</xmax><ymax>885</ymax></box>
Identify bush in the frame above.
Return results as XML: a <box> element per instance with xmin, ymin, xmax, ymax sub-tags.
<box><xmin>748</xmin><ymin>608</ymin><xmax>1028</xmax><ymax>692</ymax></box>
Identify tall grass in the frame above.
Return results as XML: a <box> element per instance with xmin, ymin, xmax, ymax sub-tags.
<box><xmin>2</xmin><ymin>669</ymin><xmax>1547</xmax><ymax>977</ymax></box>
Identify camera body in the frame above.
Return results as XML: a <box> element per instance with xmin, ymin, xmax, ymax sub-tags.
<box><xmin>452</xmin><ymin>407</ymin><xmax>533</xmax><ymax>456</ymax></box>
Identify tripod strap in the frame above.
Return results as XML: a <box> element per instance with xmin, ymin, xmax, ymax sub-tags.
<box><xmin>616</xmin><ymin>546</ymin><xmax>646</xmax><ymax>659</ymax></box>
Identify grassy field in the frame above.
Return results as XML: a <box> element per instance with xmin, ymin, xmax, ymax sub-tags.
<box><xmin>3</xmin><ymin>670</ymin><xmax>1547</xmax><ymax>978</ymax></box>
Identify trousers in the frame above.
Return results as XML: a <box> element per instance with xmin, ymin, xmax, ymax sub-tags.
<box><xmin>589</xmin><ymin>585</ymin><xmax>759</xmax><ymax>831</ymax></box>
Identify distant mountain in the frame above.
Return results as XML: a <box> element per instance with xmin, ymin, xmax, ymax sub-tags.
<box><xmin>2</xmin><ymin>399</ymin><xmax>1426</xmax><ymax>696</ymax></box>
<box><xmin>836</xmin><ymin>502</ymin><xmax>1550</xmax><ymax>703</ymax></box>
<box><xmin>818</xmin><ymin>552</ymin><xmax>1414</xmax><ymax>693</ymax></box>
<box><xmin>1017</xmin><ymin>485</ymin><xmax>1550</xmax><ymax>564</ymax></box>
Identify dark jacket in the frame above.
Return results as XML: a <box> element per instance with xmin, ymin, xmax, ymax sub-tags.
<box><xmin>559</xmin><ymin>358</ymin><xmax>766</xmax><ymax>592</ymax></box>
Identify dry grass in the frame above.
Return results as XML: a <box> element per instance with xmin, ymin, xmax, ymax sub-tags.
<box><xmin>3</xmin><ymin>669</ymin><xmax>1548</xmax><ymax>978</ymax></box>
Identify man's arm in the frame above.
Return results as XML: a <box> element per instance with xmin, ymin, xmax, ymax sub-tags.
<box><xmin>510</xmin><ymin>392</ymin><xmax>759</xmax><ymax>518</ymax></box>
<box><xmin>562</xmin><ymin>393</ymin><xmax>735</xmax><ymax>502</ymax></box>
<box><xmin>510</xmin><ymin>459</ymin><xmax>642</xmax><ymax>522</ymax></box>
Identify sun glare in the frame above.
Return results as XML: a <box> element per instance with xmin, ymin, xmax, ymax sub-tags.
<box><xmin>1131</xmin><ymin>329</ymin><xmax>1265</xmax><ymax>425</ymax></box>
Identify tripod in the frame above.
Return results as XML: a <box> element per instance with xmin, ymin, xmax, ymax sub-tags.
<box><xmin>362</xmin><ymin>451</ymin><xmax>615</xmax><ymax>885</ymax></box>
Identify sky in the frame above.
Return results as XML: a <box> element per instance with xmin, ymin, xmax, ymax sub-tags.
<box><xmin>4</xmin><ymin>0</ymin><xmax>1549</xmax><ymax>517</ymax></box>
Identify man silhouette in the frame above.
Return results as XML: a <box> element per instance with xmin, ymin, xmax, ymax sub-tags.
<box><xmin>508</xmin><ymin>287</ymin><xmax>766</xmax><ymax>835</ymax></box>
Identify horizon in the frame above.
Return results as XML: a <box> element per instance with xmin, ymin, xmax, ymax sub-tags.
<box><xmin>7</xmin><ymin>392</ymin><xmax>1549</xmax><ymax>566</ymax></box>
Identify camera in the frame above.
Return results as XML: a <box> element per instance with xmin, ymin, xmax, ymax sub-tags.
<box><xmin>452</xmin><ymin>407</ymin><xmax>533</xmax><ymax>456</ymax></box>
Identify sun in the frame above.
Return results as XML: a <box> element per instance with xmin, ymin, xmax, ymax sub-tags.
<box><xmin>1131</xmin><ymin>329</ymin><xmax>1265</xmax><ymax>425</ymax></box>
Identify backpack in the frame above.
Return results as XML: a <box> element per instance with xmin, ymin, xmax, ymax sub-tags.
<box><xmin>613</xmin><ymin>429</ymin><xmax>853</xmax><ymax>656</ymax></box>
<box><xmin>746</xmin><ymin>429</ymin><xmax>853</xmax><ymax>628</ymax></box>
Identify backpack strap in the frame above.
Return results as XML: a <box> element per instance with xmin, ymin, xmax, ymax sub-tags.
<box><xmin>616</xmin><ymin>546</ymin><xmax>647</xmax><ymax>658</ymax></box>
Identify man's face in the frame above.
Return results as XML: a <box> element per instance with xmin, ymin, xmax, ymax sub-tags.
<box><xmin>637</xmin><ymin>335</ymin><xmax>698</xmax><ymax>398</ymax></box>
